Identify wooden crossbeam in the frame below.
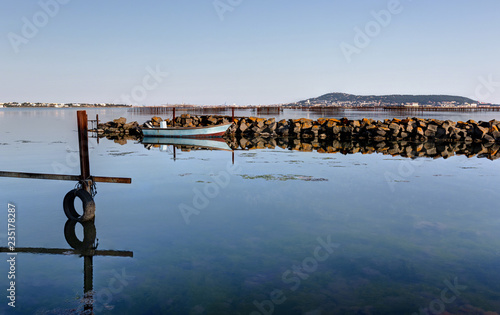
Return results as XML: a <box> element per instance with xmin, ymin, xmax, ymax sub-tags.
<box><xmin>0</xmin><ymin>247</ymin><xmax>133</xmax><ymax>257</ymax></box>
<box><xmin>0</xmin><ymin>171</ymin><xmax>131</xmax><ymax>184</ymax></box>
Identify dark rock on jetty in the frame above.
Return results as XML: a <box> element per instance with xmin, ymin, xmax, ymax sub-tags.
<box><xmin>98</xmin><ymin>115</ymin><xmax>500</xmax><ymax>144</ymax></box>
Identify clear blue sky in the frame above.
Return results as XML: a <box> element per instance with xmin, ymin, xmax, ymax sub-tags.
<box><xmin>1</xmin><ymin>0</ymin><xmax>500</xmax><ymax>105</ymax></box>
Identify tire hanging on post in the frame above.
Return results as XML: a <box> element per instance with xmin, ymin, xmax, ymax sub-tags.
<box><xmin>63</xmin><ymin>189</ymin><xmax>96</xmax><ymax>222</ymax></box>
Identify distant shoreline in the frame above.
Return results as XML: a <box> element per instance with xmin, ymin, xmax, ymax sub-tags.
<box><xmin>0</xmin><ymin>105</ymin><xmax>130</xmax><ymax>108</ymax></box>
<box><xmin>2</xmin><ymin>105</ymin><xmax>500</xmax><ymax>111</ymax></box>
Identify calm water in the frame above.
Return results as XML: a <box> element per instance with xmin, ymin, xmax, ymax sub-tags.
<box><xmin>1</xmin><ymin>108</ymin><xmax>500</xmax><ymax>314</ymax></box>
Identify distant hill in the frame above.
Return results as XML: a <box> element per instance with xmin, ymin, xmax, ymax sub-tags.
<box><xmin>287</xmin><ymin>92</ymin><xmax>483</xmax><ymax>106</ymax></box>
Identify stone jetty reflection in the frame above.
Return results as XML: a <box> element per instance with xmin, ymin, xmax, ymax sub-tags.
<box><xmin>144</xmin><ymin>136</ymin><xmax>500</xmax><ymax>160</ymax></box>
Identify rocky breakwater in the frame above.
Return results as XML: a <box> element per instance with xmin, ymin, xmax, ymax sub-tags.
<box><xmin>98</xmin><ymin>115</ymin><xmax>500</xmax><ymax>144</ymax></box>
<box><xmin>143</xmin><ymin>114</ymin><xmax>232</xmax><ymax>128</ymax></box>
<box><xmin>96</xmin><ymin>117</ymin><xmax>142</xmax><ymax>144</ymax></box>
<box><xmin>233</xmin><ymin>117</ymin><xmax>500</xmax><ymax>143</ymax></box>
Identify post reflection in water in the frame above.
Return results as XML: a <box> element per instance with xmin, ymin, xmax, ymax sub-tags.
<box><xmin>64</xmin><ymin>218</ymin><xmax>98</xmax><ymax>313</ymax></box>
<box><xmin>0</xmin><ymin>188</ymin><xmax>133</xmax><ymax>314</ymax></box>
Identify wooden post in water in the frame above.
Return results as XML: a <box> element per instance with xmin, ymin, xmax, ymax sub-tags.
<box><xmin>173</xmin><ymin>107</ymin><xmax>176</xmax><ymax>126</ymax></box>
<box><xmin>77</xmin><ymin>111</ymin><xmax>91</xmax><ymax>181</ymax></box>
<box><xmin>96</xmin><ymin>114</ymin><xmax>100</xmax><ymax>144</ymax></box>
<box><xmin>232</xmin><ymin>107</ymin><xmax>235</xmax><ymax>122</ymax></box>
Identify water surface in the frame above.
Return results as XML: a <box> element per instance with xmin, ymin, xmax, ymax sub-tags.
<box><xmin>1</xmin><ymin>108</ymin><xmax>500</xmax><ymax>314</ymax></box>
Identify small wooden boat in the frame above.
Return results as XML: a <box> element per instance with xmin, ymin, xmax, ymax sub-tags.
<box><xmin>142</xmin><ymin>122</ymin><xmax>232</xmax><ymax>138</ymax></box>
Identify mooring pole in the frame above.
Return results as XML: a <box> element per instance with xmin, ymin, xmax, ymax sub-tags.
<box><xmin>77</xmin><ymin>111</ymin><xmax>91</xmax><ymax>181</ymax></box>
<box><xmin>96</xmin><ymin>114</ymin><xmax>100</xmax><ymax>144</ymax></box>
<box><xmin>232</xmin><ymin>107</ymin><xmax>235</xmax><ymax>122</ymax></box>
<box><xmin>173</xmin><ymin>107</ymin><xmax>176</xmax><ymax>126</ymax></box>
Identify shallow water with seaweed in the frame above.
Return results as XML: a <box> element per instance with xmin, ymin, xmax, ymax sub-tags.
<box><xmin>1</xmin><ymin>109</ymin><xmax>500</xmax><ymax>314</ymax></box>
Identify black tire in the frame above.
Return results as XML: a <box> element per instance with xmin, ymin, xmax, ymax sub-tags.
<box><xmin>64</xmin><ymin>219</ymin><xmax>97</xmax><ymax>251</ymax></box>
<box><xmin>63</xmin><ymin>189</ymin><xmax>95</xmax><ymax>222</ymax></box>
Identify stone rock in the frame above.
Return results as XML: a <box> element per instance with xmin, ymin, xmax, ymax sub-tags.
<box><xmin>492</xmin><ymin>130</ymin><xmax>500</xmax><ymax>139</ymax></box>
<box><xmin>278</xmin><ymin>119</ymin><xmax>288</xmax><ymax>126</ymax></box>
<box><xmin>267</xmin><ymin>122</ymin><xmax>277</xmax><ymax>132</ymax></box>
<box><xmin>427</xmin><ymin>124</ymin><xmax>438</xmax><ymax>132</ymax></box>
<box><xmin>389</xmin><ymin>123</ymin><xmax>400</xmax><ymax>131</ymax></box>
<box><xmin>239</xmin><ymin>122</ymin><xmax>248</xmax><ymax>133</ymax></box>
<box><xmin>475</xmin><ymin>126</ymin><xmax>489</xmax><ymax>139</ymax></box>
<box><xmin>114</xmin><ymin>117</ymin><xmax>127</xmax><ymax>125</ymax></box>
<box><xmin>435</xmin><ymin>128</ymin><xmax>447</xmax><ymax>139</ymax></box>
<box><xmin>377</xmin><ymin>127</ymin><xmax>389</xmax><ymax>136</ymax></box>
<box><xmin>302</xmin><ymin>120</ymin><xmax>313</xmax><ymax>130</ymax></box>
<box><xmin>425</xmin><ymin>129</ymin><xmax>436</xmax><ymax>137</ymax></box>
<box><xmin>483</xmin><ymin>134</ymin><xmax>495</xmax><ymax>142</ymax></box>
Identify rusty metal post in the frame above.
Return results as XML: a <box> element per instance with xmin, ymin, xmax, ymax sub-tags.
<box><xmin>232</xmin><ymin>151</ymin><xmax>234</xmax><ymax>165</ymax></box>
<box><xmin>77</xmin><ymin>111</ymin><xmax>91</xmax><ymax>181</ymax></box>
<box><xmin>232</xmin><ymin>107</ymin><xmax>235</xmax><ymax>122</ymax></box>
<box><xmin>96</xmin><ymin>114</ymin><xmax>99</xmax><ymax>127</ymax></box>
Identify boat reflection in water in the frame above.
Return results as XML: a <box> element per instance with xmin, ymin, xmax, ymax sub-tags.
<box><xmin>142</xmin><ymin>137</ymin><xmax>234</xmax><ymax>162</ymax></box>
<box><xmin>142</xmin><ymin>137</ymin><xmax>232</xmax><ymax>151</ymax></box>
